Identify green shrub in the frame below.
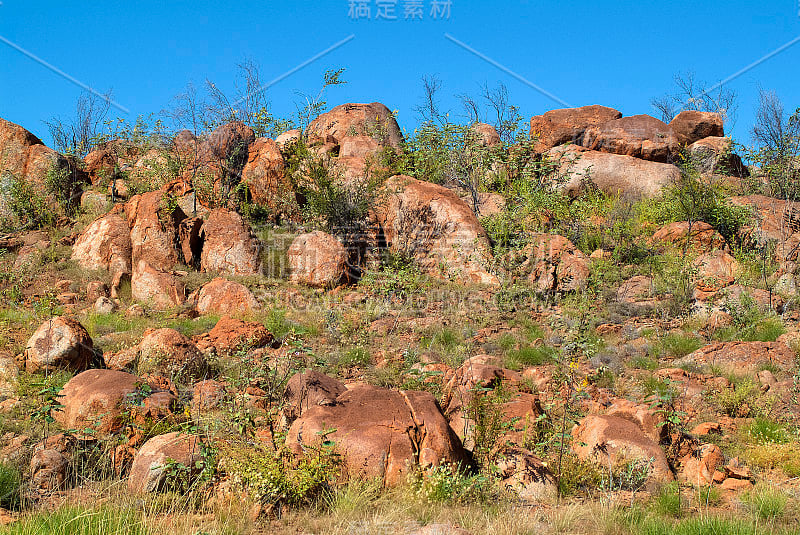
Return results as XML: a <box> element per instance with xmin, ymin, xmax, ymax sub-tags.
<box><xmin>225</xmin><ymin>444</ymin><xmax>339</xmax><ymax>508</ymax></box>
<box><xmin>554</xmin><ymin>452</ymin><xmax>604</xmax><ymax>497</ymax></box>
<box><xmin>710</xmin><ymin>378</ymin><xmax>761</xmax><ymax>417</ymax></box>
<box><xmin>408</xmin><ymin>463</ymin><xmax>491</xmax><ymax>504</ymax></box>
<box><xmin>2</xmin><ymin>173</ymin><xmax>54</xmax><ymax>230</ymax></box>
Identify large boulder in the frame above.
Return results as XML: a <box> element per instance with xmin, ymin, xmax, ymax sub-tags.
<box><xmin>53</xmin><ymin>369</ymin><xmax>140</xmax><ymax>435</ymax></box>
<box><xmin>651</xmin><ymin>221</ymin><xmax>726</xmax><ymax>253</ymax></box>
<box><xmin>24</xmin><ymin>317</ymin><xmax>95</xmax><ymax>373</ymax></box>
<box><xmin>529</xmin><ymin>105</ymin><xmax>622</xmax><ymax>153</ymax></box>
<box><xmin>131</xmin><ymin>260</ymin><xmax>185</xmax><ymax>310</ymax></box>
<box><xmin>572</xmin><ymin>414</ymin><xmax>673</xmax><ymax>482</ymax></box>
<box><xmin>286</xmin><ymin>383</ymin><xmax>466</xmax><ymax>486</ymax></box>
<box><xmin>680</xmin><ymin>443</ymin><xmax>724</xmax><ymax>486</ymax></box>
<box><xmin>128</xmin><ymin>432</ymin><xmax>202</xmax><ymax>493</ymax></box>
<box><xmin>241</xmin><ymin>138</ymin><xmax>294</xmax><ymax>220</ymax></box>
<box><xmin>580</xmin><ymin>114</ymin><xmax>677</xmax><ymax>162</ymax></box>
<box><xmin>137</xmin><ymin>328</ymin><xmax>207</xmax><ymax>381</ymax></box>
<box><xmin>688</xmin><ymin>137</ymin><xmax>747</xmax><ymax>177</ymax></box>
<box><xmin>71</xmin><ymin>213</ymin><xmax>132</xmax><ymax>275</ymax></box>
<box><xmin>471</xmin><ymin>123</ymin><xmax>501</xmax><ymax>147</ymax></box>
<box><xmin>669</xmin><ymin>111</ymin><xmax>724</xmax><ymax>146</ymax></box>
<box><xmin>550</xmin><ymin>145</ymin><xmax>680</xmax><ymax>199</ymax></box>
<box><xmin>0</xmin><ymin>118</ymin><xmax>71</xmax><ymax>184</ymax></box>
<box><xmin>510</xmin><ymin>234</ymin><xmax>589</xmax><ymax>293</ymax></box>
<box><xmin>283</xmin><ymin>370</ymin><xmax>347</xmax><ymax>419</ymax></box>
<box><xmin>126</xmin><ymin>191</ymin><xmax>185</xmax><ymax>272</ymax></box>
<box><xmin>307</xmin><ymin>102</ymin><xmax>403</xmax><ymax>150</ymax></box>
<box><xmin>288</xmin><ymin>231</ymin><xmax>348</xmax><ymax>288</ymax></box>
<box><xmin>206</xmin><ymin>121</ymin><xmax>255</xmax><ymax>164</ymax></box>
<box><xmin>0</xmin><ymin>117</ymin><xmax>45</xmax><ymax>177</ymax></box>
<box><xmin>0</xmin><ymin>118</ymin><xmax>80</xmax><ymax>219</ymax></box>
<box><xmin>307</xmin><ymin>103</ymin><xmax>403</xmax><ymax>182</ymax></box>
<box><xmin>192</xmin><ymin>277</ymin><xmax>258</xmax><ymax>316</ymax></box>
<box><xmin>200</xmin><ymin>209</ymin><xmax>261</xmax><ymax>275</ymax></box>
<box><xmin>375</xmin><ymin>175</ymin><xmax>498</xmax><ymax>285</ymax></box>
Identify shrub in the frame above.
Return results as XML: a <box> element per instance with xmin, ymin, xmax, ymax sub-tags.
<box><xmin>224</xmin><ymin>444</ymin><xmax>339</xmax><ymax>508</ymax></box>
<box><xmin>2</xmin><ymin>172</ymin><xmax>55</xmax><ymax>230</ymax></box>
<box><xmin>408</xmin><ymin>463</ymin><xmax>492</xmax><ymax>504</ymax></box>
<box><xmin>710</xmin><ymin>378</ymin><xmax>761</xmax><ymax>417</ymax></box>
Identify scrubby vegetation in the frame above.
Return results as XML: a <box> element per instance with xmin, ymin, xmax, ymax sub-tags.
<box><xmin>1</xmin><ymin>63</ymin><xmax>800</xmax><ymax>535</ymax></box>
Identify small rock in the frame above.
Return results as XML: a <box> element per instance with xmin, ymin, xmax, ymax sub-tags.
<box><xmin>95</xmin><ymin>297</ymin><xmax>117</xmax><ymax>314</ymax></box>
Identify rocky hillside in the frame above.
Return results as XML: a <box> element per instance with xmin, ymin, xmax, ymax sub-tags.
<box><xmin>0</xmin><ymin>99</ymin><xmax>799</xmax><ymax>534</ymax></box>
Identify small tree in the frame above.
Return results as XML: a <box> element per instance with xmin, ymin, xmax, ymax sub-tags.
<box><xmin>747</xmin><ymin>90</ymin><xmax>800</xmax><ymax>201</ymax></box>
<box><xmin>45</xmin><ymin>91</ymin><xmax>112</xmax><ymax>158</ymax></box>
<box><xmin>651</xmin><ymin>72</ymin><xmax>737</xmax><ymax>127</ymax></box>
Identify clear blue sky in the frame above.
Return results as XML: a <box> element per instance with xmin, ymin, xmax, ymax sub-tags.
<box><xmin>1</xmin><ymin>0</ymin><xmax>798</xmax><ymax>146</ymax></box>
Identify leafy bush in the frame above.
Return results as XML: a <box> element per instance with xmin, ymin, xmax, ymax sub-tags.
<box><xmin>640</xmin><ymin>156</ymin><xmax>751</xmax><ymax>247</ymax></box>
<box><xmin>408</xmin><ymin>463</ymin><xmax>492</xmax><ymax>504</ymax></box>
<box><xmin>710</xmin><ymin>378</ymin><xmax>761</xmax><ymax>417</ymax></box>
<box><xmin>2</xmin><ymin>173</ymin><xmax>55</xmax><ymax>230</ymax></box>
<box><xmin>225</xmin><ymin>444</ymin><xmax>339</xmax><ymax>508</ymax></box>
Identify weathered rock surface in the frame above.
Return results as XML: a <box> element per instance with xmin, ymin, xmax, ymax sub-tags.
<box><xmin>128</xmin><ymin>432</ymin><xmax>202</xmax><ymax>493</ymax></box>
<box><xmin>283</xmin><ymin>370</ymin><xmax>347</xmax><ymax>419</ymax></box>
<box><xmin>580</xmin><ymin>114</ymin><xmax>677</xmax><ymax>162</ymax></box>
<box><xmin>131</xmin><ymin>260</ymin><xmax>185</xmax><ymax>309</ymax></box>
<box><xmin>669</xmin><ymin>110</ymin><xmax>724</xmax><ymax>146</ymax></box>
<box><xmin>138</xmin><ymin>328</ymin><xmax>207</xmax><ymax>381</ymax></box>
<box><xmin>551</xmin><ymin>145</ymin><xmax>680</xmax><ymax>199</ymax></box>
<box><xmin>241</xmin><ymin>138</ymin><xmax>294</xmax><ymax>219</ymax></box>
<box><xmin>192</xmin><ymin>277</ymin><xmax>258</xmax><ymax>316</ymax></box>
<box><xmin>200</xmin><ymin>209</ymin><xmax>261</xmax><ymax>275</ymax></box>
<box><xmin>288</xmin><ymin>231</ymin><xmax>349</xmax><ymax>288</ymax></box>
<box><xmin>375</xmin><ymin>175</ymin><xmax>498</xmax><ymax>285</ymax></box>
<box><xmin>286</xmin><ymin>383</ymin><xmax>466</xmax><ymax>486</ymax></box>
<box><xmin>193</xmin><ymin>316</ymin><xmax>274</xmax><ymax>356</ymax></box>
<box><xmin>572</xmin><ymin>414</ymin><xmax>673</xmax><ymax>482</ymax></box>
<box><xmin>510</xmin><ymin>233</ymin><xmax>589</xmax><ymax>293</ymax></box>
<box><xmin>71</xmin><ymin>213</ymin><xmax>132</xmax><ymax>275</ymax></box>
<box><xmin>24</xmin><ymin>317</ymin><xmax>94</xmax><ymax>373</ymax></box>
<box><xmin>53</xmin><ymin>369</ymin><xmax>140</xmax><ymax>436</ymax></box>
<box><xmin>529</xmin><ymin>105</ymin><xmax>622</xmax><ymax>153</ymax></box>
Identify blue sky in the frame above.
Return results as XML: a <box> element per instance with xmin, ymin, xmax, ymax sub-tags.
<box><xmin>1</xmin><ymin>0</ymin><xmax>798</xmax><ymax>146</ymax></box>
